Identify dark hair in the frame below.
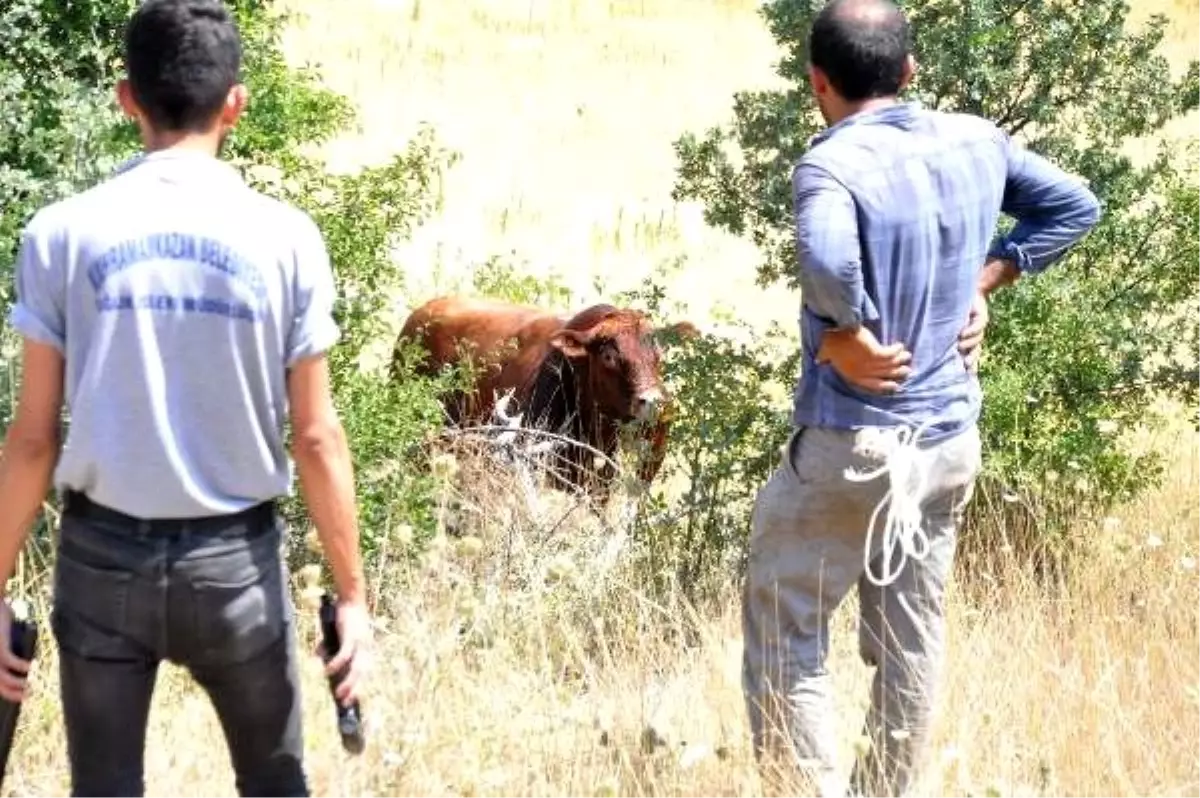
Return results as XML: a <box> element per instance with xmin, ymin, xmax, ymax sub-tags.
<box><xmin>123</xmin><ymin>0</ymin><xmax>242</xmax><ymax>132</ymax></box>
<box><xmin>809</xmin><ymin>0</ymin><xmax>911</xmax><ymax>102</ymax></box>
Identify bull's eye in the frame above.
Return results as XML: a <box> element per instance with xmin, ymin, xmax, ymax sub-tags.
<box><xmin>600</xmin><ymin>347</ymin><xmax>620</xmax><ymax>370</ymax></box>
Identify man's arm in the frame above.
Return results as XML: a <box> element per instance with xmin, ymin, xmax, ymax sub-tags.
<box><xmin>0</xmin><ymin>220</ymin><xmax>67</xmax><ymax>594</ymax></box>
<box><xmin>958</xmin><ymin>133</ymin><xmax>1102</xmax><ymax>367</ymax></box>
<box><xmin>984</xmin><ymin>131</ymin><xmax>1103</xmax><ymax>292</ymax></box>
<box><xmin>0</xmin><ymin>218</ymin><xmax>67</xmax><ymax>700</ymax></box>
<box><xmin>286</xmin><ymin>213</ymin><xmax>372</xmax><ymax>705</ymax></box>
<box><xmin>976</xmin><ymin>256</ymin><xmax>1021</xmax><ymax>297</ymax></box>
<box><xmin>792</xmin><ymin>161</ymin><xmax>912</xmax><ymax>391</ymax></box>
<box><xmin>0</xmin><ymin>340</ymin><xmax>64</xmax><ymax>593</ymax></box>
<box><xmin>0</xmin><ymin>338</ymin><xmax>62</xmax><ymax>701</ymax></box>
<box><xmin>792</xmin><ymin>161</ymin><xmax>870</xmax><ymax>330</ymax></box>
<box><xmin>287</xmin><ymin>354</ymin><xmax>365</xmax><ymax>604</ymax></box>
<box><xmin>285</xmin><ymin>214</ymin><xmax>365</xmax><ymax>607</ymax></box>
<box><xmin>957</xmin><ymin>255</ymin><xmax>1019</xmax><ymax>368</ymax></box>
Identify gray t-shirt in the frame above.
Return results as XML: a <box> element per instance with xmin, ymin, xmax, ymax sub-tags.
<box><xmin>8</xmin><ymin>148</ymin><xmax>340</xmax><ymax>519</ymax></box>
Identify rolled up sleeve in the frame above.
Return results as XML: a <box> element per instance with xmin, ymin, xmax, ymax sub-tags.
<box><xmin>792</xmin><ymin>162</ymin><xmax>868</xmax><ymax>330</ymax></box>
<box><xmin>8</xmin><ymin>217</ymin><xmax>66</xmax><ymax>353</ymax></box>
<box><xmin>285</xmin><ymin>213</ymin><xmax>340</xmax><ymax>367</ymax></box>
<box><xmin>988</xmin><ymin>133</ymin><xmax>1102</xmax><ymax>275</ymax></box>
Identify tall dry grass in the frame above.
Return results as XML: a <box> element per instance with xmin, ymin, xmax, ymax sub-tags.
<box><xmin>3</xmin><ymin>405</ymin><xmax>1197</xmax><ymax>797</ymax></box>
<box><xmin>1</xmin><ymin>1</ymin><xmax>1196</xmax><ymax>796</ymax></box>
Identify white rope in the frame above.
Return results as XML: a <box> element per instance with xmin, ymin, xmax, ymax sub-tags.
<box><xmin>843</xmin><ymin>416</ymin><xmax>939</xmax><ymax>588</ymax></box>
<box><xmin>490</xmin><ymin>390</ymin><xmax>547</xmax><ymax>517</ymax></box>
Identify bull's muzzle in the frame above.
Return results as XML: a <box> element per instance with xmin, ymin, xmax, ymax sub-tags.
<box><xmin>633</xmin><ymin>389</ymin><xmax>667</xmax><ymax>422</ymax></box>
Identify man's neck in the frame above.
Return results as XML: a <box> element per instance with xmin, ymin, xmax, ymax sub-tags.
<box><xmin>826</xmin><ymin>95</ymin><xmax>901</xmax><ymax>127</ymax></box>
<box><xmin>140</xmin><ymin>128</ymin><xmax>223</xmax><ymax>158</ymax></box>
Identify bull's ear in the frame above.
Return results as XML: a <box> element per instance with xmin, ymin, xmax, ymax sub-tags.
<box><xmin>548</xmin><ymin>329</ymin><xmax>591</xmax><ymax>359</ymax></box>
<box><xmin>656</xmin><ymin>321</ymin><xmax>701</xmax><ymax>346</ymax></box>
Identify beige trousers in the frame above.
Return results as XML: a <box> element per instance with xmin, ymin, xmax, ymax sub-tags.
<box><xmin>742</xmin><ymin>423</ymin><xmax>982</xmax><ymax>797</ymax></box>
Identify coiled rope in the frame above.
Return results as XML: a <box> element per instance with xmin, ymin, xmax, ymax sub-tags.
<box><xmin>843</xmin><ymin>416</ymin><xmax>939</xmax><ymax>588</ymax></box>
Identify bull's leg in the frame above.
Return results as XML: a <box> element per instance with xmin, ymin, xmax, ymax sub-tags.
<box><xmin>590</xmin><ymin>424</ymin><xmax>625</xmax><ymax>508</ymax></box>
<box><xmin>536</xmin><ymin>442</ymin><xmax>582</xmax><ymax>498</ymax></box>
<box><xmin>545</xmin><ymin>444</ymin><xmax>614</xmax><ymax>512</ymax></box>
<box><xmin>439</xmin><ymin>390</ymin><xmax>466</xmax><ymax>426</ymax></box>
<box><xmin>590</xmin><ymin>458</ymin><xmax>618</xmax><ymax>508</ymax></box>
<box><xmin>635</xmin><ymin>420</ymin><xmax>670</xmax><ymax>488</ymax></box>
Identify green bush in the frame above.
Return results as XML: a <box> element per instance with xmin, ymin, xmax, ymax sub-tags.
<box><xmin>591</xmin><ymin>274</ymin><xmax>793</xmax><ymax>605</ymax></box>
<box><xmin>0</xmin><ymin>0</ymin><xmax>133</xmax><ymax>319</ymax></box>
<box><xmin>428</xmin><ymin>255</ymin><xmax>798</xmax><ymax>605</ymax></box>
<box><xmin>0</xmin><ymin>0</ymin><xmax>460</xmax><ymax>580</ymax></box>
<box><xmin>672</xmin><ymin>0</ymin><xmax>1200</xmax><ymax>564</ymax></box>
<box><xmin>0</xmin><ymin>0</ymin><xmax>140</xmax><ymax>558</ymax></box>
<box><xmin>466</xmin><ymin>252</ymin><xmax>577</xmax><ymax>310</ymax></box>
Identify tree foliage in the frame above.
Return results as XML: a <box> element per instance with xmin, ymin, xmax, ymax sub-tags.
<box><xmin>0</xmin><ymin>0</ymin><xmax>460</xmax><ymax>568</ymax></box>
<box><xmin>673</xmin><ymin>0</ymin><xmax>1200</xmax><ymax>555</ymax></box>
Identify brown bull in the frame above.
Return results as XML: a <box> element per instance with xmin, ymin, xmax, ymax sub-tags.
<box><xmin>393</xmin><ymin>295</ymin><xmax>698</xmax><ymax>500</ymax></box>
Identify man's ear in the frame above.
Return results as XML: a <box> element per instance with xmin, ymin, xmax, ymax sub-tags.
<box><xmin>220</xmin><ymin>83</ymin><xmax>249</xmax><ymax>129</ymax></box>
<box><xmin>548</xmin><ymin>329</ymin><xmax>591</xmax><ymax>359</ymax></box>
<box><xmin>808</xmin><ymin>64</ymin><xmax>829</xmax><ymax>97</ymax></box>
<box><xmin>899</xmin><ymin>54</ymin><xmax>917</xmax><ymax>91</ymax></box>
<box><xmin>116</xmin><ymin>78</ymin><xmax>140</xmax><ymax>123</ymax></box>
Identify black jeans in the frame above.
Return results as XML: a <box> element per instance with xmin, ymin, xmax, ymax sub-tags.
<box><xmin>51</xmin><ymin>491</ymin><xmax>308</xmax><ymax>797</ymax></box>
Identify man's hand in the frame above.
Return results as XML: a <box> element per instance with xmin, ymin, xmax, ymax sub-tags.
<box><xmin>320</xmin><ymin>598</ymin><xmax>373</xmax><ymax>707</ymax></box>
<box><xmin>817</xmin><ymin>325</ymin><xmax>913</xmax><ymax>393</ymax></box>
<box><xmin>0</xmin><ymin>601</ymin><xmax>32</xmax><ymax>703</ymax></box>
<box><xmin>958</xmin><ymin>291</ymin><xmax>989</xmax><ymax>374</ymax></box>
<box><xmin>288</xmin><ymin>352</ymin><xmax>371</xmax><ymax>708</ymax></box>
<box><xmin>958</xmin><ymin>255</ymin><xmax>1016</xmax><ymax>375</ymax></box>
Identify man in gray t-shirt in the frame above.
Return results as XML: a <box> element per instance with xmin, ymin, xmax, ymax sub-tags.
<box><xmin>0</xmin><ymin>1</ymin><xmax>372</xmax><ymax>794</ymax></box>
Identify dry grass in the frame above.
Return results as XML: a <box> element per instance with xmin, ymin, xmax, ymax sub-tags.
<box><xmin>3</xmin><ymin>406</ymin><xmax>1197</xmax><ymax>797</ymax></box>
<box><xmin>3</xmin><ymin>0</ymin><xmax>1198</xmax><ymax>796</ymax></box>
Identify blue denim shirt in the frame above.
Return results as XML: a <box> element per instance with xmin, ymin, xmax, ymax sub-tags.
<box><xmin>790</xmin><ymin>102</ymin><xmax>1101</xmax><ymax>441</ymax></box>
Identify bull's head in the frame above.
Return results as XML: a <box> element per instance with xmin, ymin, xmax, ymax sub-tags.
<box><xmin>547</xmin><ymin>307</ymin><xmax>699</xmax><ymax>424</ymax></box>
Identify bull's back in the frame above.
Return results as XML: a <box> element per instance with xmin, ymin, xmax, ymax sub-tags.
<box><xmin>395</xmin><ymin>295</ymin><xmax>565</xmax><ymax>419</ymax></box>
<box><xmin>398</xmin><ymin>296</ymin><xmax>544</xmax><ymax>368</ymax></box>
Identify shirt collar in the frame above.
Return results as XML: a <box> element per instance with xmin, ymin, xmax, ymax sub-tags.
<box><xmin>113</xmin><ymin>148</ymin><xmax>245</xmax><ymax>185</ymax></box>
<box><xmin>807</xmin><ymin>100</ymin><xmax>920</xmax><ymax>149</ymax></box>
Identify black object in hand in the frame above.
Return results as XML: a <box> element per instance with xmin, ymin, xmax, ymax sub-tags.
<box><xmin>319</xmin><ymin>592</ymin><xmax>365</xmax><ymax>755</ymax></box>
<box><xmin>0</xmin><ymin>613</ymin><xmax>38</xmax><ymax>791</ymax></box>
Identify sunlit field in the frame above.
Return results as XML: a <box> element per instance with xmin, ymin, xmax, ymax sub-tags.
<box><xmin>276</xmin><ymin>0</ymin><xmax>794</xmax><ymax>339</ymax></box>
<box><xmin>1</xmin><ymin>0</ymin><xmax>1197</xmax><ymax>796</ymax></box>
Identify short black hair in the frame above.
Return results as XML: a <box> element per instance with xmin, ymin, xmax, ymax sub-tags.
<box><xmin>809</xmin><ymin>0</ymin><xmax>911</xmax><ymax>102</ymax></box>
<box><xmin>123</xmin><ymin>0</ymin><xmax>242</xmax><ymax>132</ymax></box>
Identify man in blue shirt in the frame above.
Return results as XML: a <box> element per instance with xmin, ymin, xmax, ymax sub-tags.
<box><xmin>0</xmin><ymin>1</ymin><xmax>373</xmax><ymax>794</ymax></box>
<box><xmin>740</xmin><ymin>0</ymin><xmax>1101</xmax><ymax>795</ymax></box>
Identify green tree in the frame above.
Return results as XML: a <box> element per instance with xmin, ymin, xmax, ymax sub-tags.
<box><xmin>0</xmin><ymin>0</ymin><xmax>460</xmax><ymax>574</ymax></box>
<box><xmin>672</xmin><ymin>0</ymin><xmax>1200</xmax><ymax>561</ymax></box>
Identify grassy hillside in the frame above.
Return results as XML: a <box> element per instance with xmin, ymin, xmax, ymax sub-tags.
<box><xmin>274</xmin><ymin>0</ymin><xmax>796</xmax><ymax>341</ymax></box>
<box><xmin>2</xmin><ymin>1</ymin><xmax>1197</xmax><ymax>796</ymax></box>
<box><xmin>266</xmin><ymin>0</ymin><xmax>1199</xmax><ymax>336</ymax></box>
